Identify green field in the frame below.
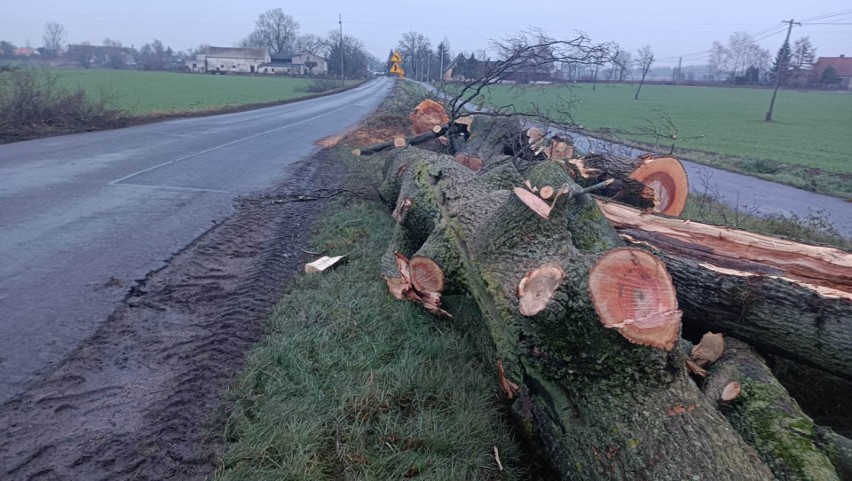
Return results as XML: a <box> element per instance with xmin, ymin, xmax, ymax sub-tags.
<box><xmin>463</xmin><ymin>83</ymin><xmax>852</xmax><ymax>176</ymax></box>
<box><xmin>51</xmin><ymin>69</ymin><xmax>358</xmax><ymax>114</ymax></box>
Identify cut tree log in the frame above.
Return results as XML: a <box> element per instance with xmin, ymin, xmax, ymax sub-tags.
<box><xmin>304</xmin><ymin>255</ymin><xmax>346</xmax><ymax>273</ymax></box>
<box><xmin>352</xmin><ymin>123</ymin><xmax>469</xmax><ymax>157</ymax></box>
<box><xmin>452</xmin><ymin>115</ymin><xmax>535</xmax><ymax>172</ymax></box>
<box><xmin>599</xmin><ymin>199</ymin><xmax>852</xmax><ymax>381</ymax></box>
<box><xmin>704</xmin><ymin>338</ymin><xmax>845</xmax><ymax>480</ymax></box>
<box><xmin>377</xmin><ymin>146</ymin><xmax>776</xmax><ymax>480</ymax></box>
<box><xmin>409</xmin><ymin>99</ymin><xmax>449</xmax><ymax>135</ymax></box>
<box><xmin>581</xmin><ymin>154</ymin><xmax>688</xmax><ymax>215</ymax></box>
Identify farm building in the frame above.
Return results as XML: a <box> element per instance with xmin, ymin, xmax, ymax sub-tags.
<box><xmin>812</xmin><ymin>56</ymin><xmax>852</xmax><ymax>90</ymax></box>
<box><xmin>187</xmin><ymin>47</ymin><xmax>327</xmax><ymax>76</ymax></box>
<box><xmin>259</xmin><ymin>53</ymin><xmax>328</xmax><ymax>76</ymax></box>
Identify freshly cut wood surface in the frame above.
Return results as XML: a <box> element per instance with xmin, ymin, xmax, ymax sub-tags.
<box><xmin>305</xmin><ymin>255</ymin><xmax>346</xmax><ymax>273</ymax></box>
<box><xmin>588</xmin><ymin>247</ymin><xmax>682</xmax><ymax>351</ymax></box>
<box><xmin>518</xmin><ymin>264</ymin><xmax>565</xmax><ymax>316</ymax></box>
<box><xmin>409</xmin><ymin>99</ymin><xmax>449</xmax><ymax>135</ymax></box>
<box><xmin>628</xmin><ymin>156</ymin><xmax>688</xmax><ymax>216</ymax></box>
<box><xmin>409</xmin><ymin>256</ymin><xmax>445</xmax><ymax>294</ymax></box>
<box><xmin>513</xmin><ymin>187</ymin><xmax>551</xmax><ymax>220</ymax></box>
<box><xmin>597</xmin><ymin>199</ymin><xmax>852</xmax><ymax>296</ymax></box>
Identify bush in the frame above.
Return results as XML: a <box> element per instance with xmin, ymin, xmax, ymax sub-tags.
<box><xmin>302</xmin><ymin>78</ymin><xmax>343</xmax><ymax>93</ymax></box>
<box><xmin>0</xmin><ymin>65</ymin><xmax>122</xmax><ymax>142</ymax></box>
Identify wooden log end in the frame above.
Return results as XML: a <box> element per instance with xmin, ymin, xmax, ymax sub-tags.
<box><xmin>409</xmin><ymin>99</ymin><xmax>449</xmax><ymax>134</ymax></box>
<box><xmin>629</xmin><ymin>156</ymin><xmax>689</xmax><ymax>216</ymax></box>
<box><xmin>351</xmin><ymin>148</ymin><xmax>361</xmax><ymax>156</ymax></box>
<box><xmin>431</xmin><ymin>124</ymin><xmax>444</xmax><ymax>134</ymax></box>
<box><xmin>518</xmin><ymin>264</ymin><xmax>565</xmax><ymax>316</ymax></box>
<box><xmin>409</xmin><ymin>256</ymin><xmax>445</xmax><ymax>294</ymax></box>
<box><xmin>588</xmin><ymin>247</ymin><xmax>682</xmax><ymax>351</ymax></box>
<box><xmin>393</xmin><ymin>137</ymin><xmax>407</xmax><ymax>148</ymax></box>
<box><xmin>513</xmin><ymin>186</ymin><xmax>551</xmax><ymax>220</ymax></box>
<box><xmin>539</xmin><ymin>185</ymin><xmax>555</xmax><ymax>200</ymax></box>
<box><xmin>721</xmin><ymin>381</ymin><xmax>742</xmax><ymax>403</ymax></box>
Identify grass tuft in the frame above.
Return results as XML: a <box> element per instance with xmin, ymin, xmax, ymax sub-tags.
<box><xmin>215</xmin><ymin>198</ymin><xmax>527</xmax><ymax>480</ymax></box>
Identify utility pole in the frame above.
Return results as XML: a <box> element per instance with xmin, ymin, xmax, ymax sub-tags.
<box><xmin>338</xmin><ymin>14</ymin><xmax>344</xmax><ymax>87</ymax></box>
<box><xmin>765</xmin><ymin>19</ymin><xmax>799</xmax><ymax>122</ymax></box>
<box><xmin>426</xmin><ymin>51</ymin><xmax>431</xmax><ymax>83</ymax></box>
<box><xmin>439</xmin><ymin>45</ymin><xmax>444</xmax><ymax>86</ymax></box>
<box><xmin>675</xmin><ymin>57</ymin><xmax>682</xmax><ymax>84</ymax></box>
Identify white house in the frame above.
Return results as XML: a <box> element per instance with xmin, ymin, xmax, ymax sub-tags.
<box><xmin>187</xmin><ymin>47</ymin><xmax>270</xmax><ymax>74</ymax></box>
<box><xmin>187</xmin><ymin>47</ymin><xmax>328</xmax><ymax>76</ymax></box>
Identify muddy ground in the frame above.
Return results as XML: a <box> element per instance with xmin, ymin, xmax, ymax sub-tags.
<box><xmin>0</xmin><ymin>149</ymin><xmax>345</xmax><ymax>480</ymax></box>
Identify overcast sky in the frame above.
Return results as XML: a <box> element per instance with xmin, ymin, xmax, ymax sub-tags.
<box><xmin>3</xmin><ymin>1</ymin><xmax>850</xmax><ymax>65</ymax></box>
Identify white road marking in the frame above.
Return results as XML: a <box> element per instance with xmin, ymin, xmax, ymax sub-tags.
<box><xmin>108</xmin><ymin>104</ymin><xmax>351</xmax><ymax>186</ymax></box>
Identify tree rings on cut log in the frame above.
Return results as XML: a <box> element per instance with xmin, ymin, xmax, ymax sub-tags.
<box><xmin>409</xmin><ymin>256</ymin><xmax>445</xmax><ymax>294</ymax></box>
<box><xmin>518</xmin><ymin>264</ymin><xmax>565</xmax><ymax>316</ymax></box>
<box><xmin>628</xmin><ymin>157</ymin><xmax>688</xmax><ymax>216</ymax></box>
<box><xmin>539</xmin><ymin>185</ymin><xmax>555</xmax><ymax>200</ymax></box>
<box><xmin>393</xmin><ymin>137</ymin><xmax>407</xmax><ymax>148</ymax></box>
<box><xmin>409</xmin><ymin>99</ymin><xmax>449</xmax><ymax>135</ymax></box>
<box><xmin>588</xmin><ymin>247</ymin><xmax>682</xmax><ymax>351</ymax></box>
<box><xmin>721</xmin><ymin>382</ymin><xmax>741</xmax><ymax>402</ymax></box>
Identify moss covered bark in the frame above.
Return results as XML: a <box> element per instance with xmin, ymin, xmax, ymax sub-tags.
<box><xmin>378</xmin><ymin>146</ymin><xmax>776</xmax><ymax>480</ymax></box>
<box><xmin>704</xmin><ymin>338</ymin><xmax>842</xmax><ymax>481</ymax></box>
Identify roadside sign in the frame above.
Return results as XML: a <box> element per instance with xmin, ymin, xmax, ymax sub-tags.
<box><xmin>390</xmin><ymin>51</ymin><xmax>402</xmax><ymax>63</ymax></box>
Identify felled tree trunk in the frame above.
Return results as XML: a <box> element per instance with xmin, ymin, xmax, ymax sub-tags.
<box><xmin>378</xmin><ymin>147</ymin><xmax>775</xmax><ymax>480</ymax></box>
<box><xmin>451</xmin><ymin>115</ymin><xmax>534</xmax><ymax>173</ymax></box>
<box><xmin>600</xmin><ymin>199</ymin><xmax>852</xmax><ymax>381</ymax></box>
<box><xmin>704</xmin><ymin>338</ymin><xmax>846</xmax><ymax>481</ymax></box>
<box><xmin>581</xmin><ymin>154</ymin><xmax>689</xmax><ymax>215</ymax></box>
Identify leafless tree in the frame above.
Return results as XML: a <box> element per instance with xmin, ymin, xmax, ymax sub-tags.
<box><xmin>634</xmin><ymin>45</ymin><xmax>654</xmax><ymax>100</ymax></box>
<box><xmin>708</xmin><ymin>32</ymin><xmax>770</xmax><ymax>79</ymax></box>
<box><xmin>444</xmin><ymin>30</ymin><xmax>611</xmax><ymax>152</ymax></box>
<box><xmin>613</xmin><ymin>49</ymin><xmax>632</xmax><ymax>82</ymax></box>
<box><xmin>293</xmin><ymin>33</ymin><xmax>324</xmax><ymax>55</ymax></box>
<box><xmin>246</xmin><ymin>8</ymin><xmax>300</xmax><ymax>54</ymax></box>
<box><xmin>397</xmin><ymin>31</ymin><xmax>431</xmax><ymax>80</ymax></box>
<box><xmin>42</xmin><ymin>22</ymin><xmax>66</xmax><ymax>58</ymax></box>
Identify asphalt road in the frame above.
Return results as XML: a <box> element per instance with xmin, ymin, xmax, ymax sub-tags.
<box><xmin>0</xmin><ymin>77</ymin><xmax>393</xmax><ymax>404</ymax></box>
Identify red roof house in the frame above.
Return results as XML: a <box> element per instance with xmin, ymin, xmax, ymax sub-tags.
<box><xmin>812</xmin><ymin>56</ymin><xmax>852</xmax><ymax>89</ymax></box>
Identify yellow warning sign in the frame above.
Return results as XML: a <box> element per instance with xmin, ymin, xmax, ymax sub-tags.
<box><xmin>389</xmin><ymin>51</ymin><xmax>405</xmax><ymax>78</ymax></box>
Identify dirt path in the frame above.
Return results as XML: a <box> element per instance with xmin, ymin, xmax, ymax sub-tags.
<box><xmin>0</xmin><ymin>150</ymin><xmax>343</xmax><ymax>480</ymax></box>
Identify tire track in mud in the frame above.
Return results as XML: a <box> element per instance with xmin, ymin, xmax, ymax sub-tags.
<box><xmin>0</xmin><ymin>150</ymin><xmax>344</xmax><ymax>480</ymax></box>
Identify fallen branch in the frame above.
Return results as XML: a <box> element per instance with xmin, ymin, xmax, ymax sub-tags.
<box><xmin>352</xmin><ymin>124</ymin><xmax>468</xmax><ymax>157</ymax></box>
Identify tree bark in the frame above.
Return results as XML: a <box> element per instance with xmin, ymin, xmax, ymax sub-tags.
<box><xmin>599</xmin><ymin>200</ymin><xmax>852</xmax><ymax>381</ymax></box>
<box><xmin>452</xmin><ymin>115</ymin><xmax>535</xmax><ymax>173</ymax></box>
<box><xmin>377</xmin><ymin>147</ymin><xmax>775</xmax><ymax>480</ymax></box>
<box><xmin>704</xmin><ymin>338</ymin><xmax>845</xmax><ymax>480</ymax></box>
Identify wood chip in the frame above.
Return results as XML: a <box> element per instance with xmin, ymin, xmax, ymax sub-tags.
<box><xmin>513</xmin><ymin>187</ymin><xmax>552</xmax><ymax>220</ymax></box>
<box><xmin>691</xmin><ymin>332</ymin><xmax>724</xmax><ymax>367</ymax></box>
<box><xmin>305</xmin><ymin>255</ymin><xmax>346</xmax><ymax>273</ymax></box>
